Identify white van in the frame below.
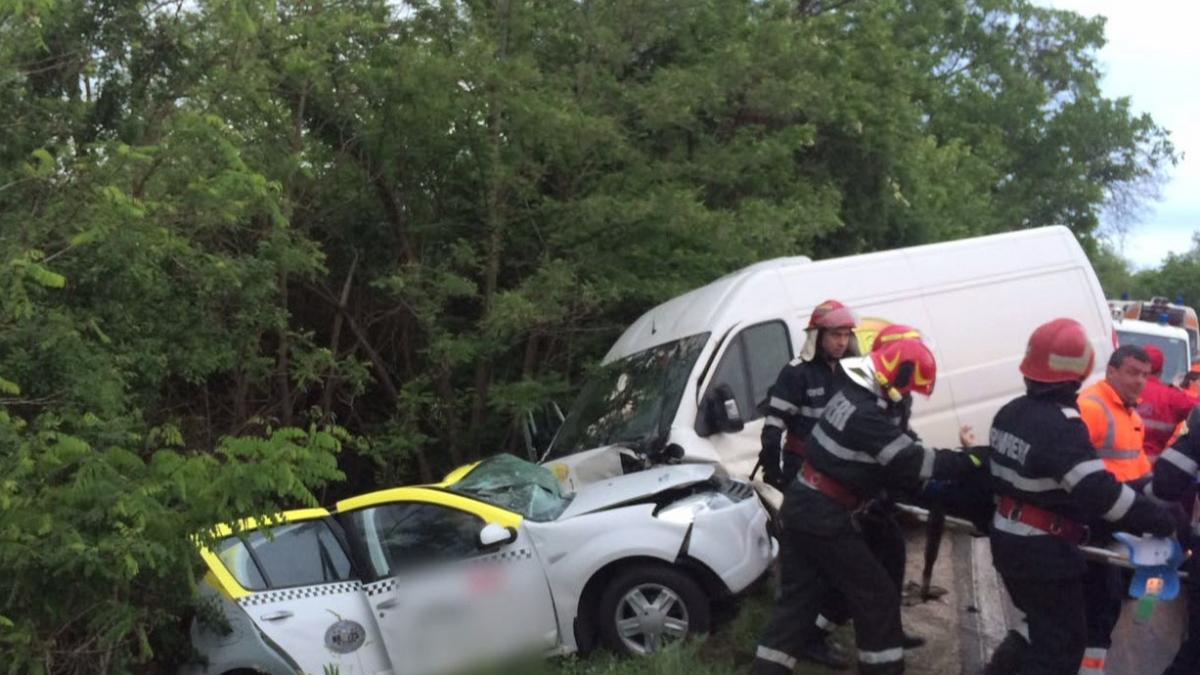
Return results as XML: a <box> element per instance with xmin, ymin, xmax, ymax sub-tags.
<box><xmin>542</xmin><ymin>226</ymin><xmax>1115</xmax><ymax>491</ymax></box>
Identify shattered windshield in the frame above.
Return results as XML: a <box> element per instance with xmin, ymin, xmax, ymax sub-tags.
<box><xmin>448</xmin><ymin>454</ymin><xmax>572</xmax><ymax>522</ymax></box>
<box><xmin>546</xmin><ymin>333</ymin><xmax>710</xmax><ymax>459</ymax></box>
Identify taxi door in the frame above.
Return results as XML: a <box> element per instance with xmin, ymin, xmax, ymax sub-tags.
<box><xmin>200</xmin><ymin>509</ymin><xmax>391</xmax><ymax>675</ymax></box>
<box><xmin>337</xmin><ymin>489</ymin><xmax>558</xmax><ymax>675</ymax></box>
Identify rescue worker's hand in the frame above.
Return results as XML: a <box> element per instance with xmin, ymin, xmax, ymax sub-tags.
<box><xmin>1146</xmin><ymin>506</ymin><xmax>1178</xmax><ymax>539</ymax></box>
<box><xmin>964</xmin><ymin>445</ymin><xmax>989</xmax><ymax>468</ymax></box>
<box><xmin>759</xmin><ymin>449</ymin><xmax>786</xmax><ymax>490</ymax></box>
<box><xmin>765</xmin><ymin>467</ymin><xmax>788</xmax><ymax>491</ymax></box>
<box><xmin>959</xmin><ymin>425</ymin><xmax>977</xmax><ymax>447</ymax></box>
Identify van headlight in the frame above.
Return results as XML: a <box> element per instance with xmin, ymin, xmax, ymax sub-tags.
<box><xmin>656</xmin><ymin>492</ymin><xmax>735</xmax><ymax>524</ymax></box>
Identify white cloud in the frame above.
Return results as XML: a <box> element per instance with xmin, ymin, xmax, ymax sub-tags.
<box><xmin>1039</xmin><ymin>1</ymin><xmax>1200</xmax><ymax>267</ymax></box>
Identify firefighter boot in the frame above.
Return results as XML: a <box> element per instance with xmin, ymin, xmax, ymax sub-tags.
<box><xmin>984</xmin><ymin>630</ymin><xmax>1028</xmax><ymax>675</ymax></box>
<box><xmin>797</xmin><ymin>637</ymin><xmax>850</xmax><ymax>671</ymax></box>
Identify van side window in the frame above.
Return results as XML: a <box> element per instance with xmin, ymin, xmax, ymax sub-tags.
<box><xmin>219</xmin><ymin>519</ymin><xmax>355</xmax><ymax>591</ymax></box>
<box><xmin>742</xmin><ymin>321</ymin><xmax>793</xmax><ymax>408</ymax></box>
<box><xmin>698</xmin><ymin>321</ymin><xmax>792</xmax><ymax>434</ymax></box>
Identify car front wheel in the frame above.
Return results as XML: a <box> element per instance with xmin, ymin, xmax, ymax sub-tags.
<box><xmin>596</xmin><ymin>563</ymin><xmax>712</xmax><ymax>655</ymax></box>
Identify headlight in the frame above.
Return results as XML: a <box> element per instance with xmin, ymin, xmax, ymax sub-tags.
<box><xmin>656</xmin><ymin>492</ymin><xmax>735</xmax><ymax>524</ymax></box>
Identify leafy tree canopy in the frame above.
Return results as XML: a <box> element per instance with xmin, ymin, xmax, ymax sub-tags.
<box><xmin>0</xmin><ymin>0</ymin><xmax>1176</xmax><ymax>670</ymax></box>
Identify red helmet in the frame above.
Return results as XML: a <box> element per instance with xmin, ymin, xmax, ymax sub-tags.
<box><xmin>870</xmin><ymin>330</ymin><xmax>937</xmax><ymax>400</ymax></box>
<box><xmin>1019</xmin><ymin>318</ymin><xmax>1095</xmax><ymax>383</ymax></box>
<box><xmin>1143</xmin><ymin>344</ymin><xmax>1165</xmax><ymax>375</ymax></box>
<box><xmin>871</xmin><ymin>323</ymin><xmax>924</xmax><ymax>352</ymax></box>
<box><xmin>808</xmin><ymin>300</ymin><xmax>856</xmax><ymax>330</ymax></box>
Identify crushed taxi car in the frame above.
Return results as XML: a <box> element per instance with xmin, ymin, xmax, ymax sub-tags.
<box><xmin>183</xmin><ymin>454</ymin><xmax>777</xmax><ymax>675</ymax></box>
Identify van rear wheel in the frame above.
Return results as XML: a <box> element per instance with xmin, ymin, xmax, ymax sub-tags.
<box><xmin>596</xmin><ymin>563</ymin><xmax>711</xmax><ymax>655</ymax></box>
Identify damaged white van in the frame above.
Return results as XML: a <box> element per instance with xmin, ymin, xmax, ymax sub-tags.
<box><xmin>541</xmin><ymin>226</ymin><xmax>1115</xmax><ymax>495</ymax></box>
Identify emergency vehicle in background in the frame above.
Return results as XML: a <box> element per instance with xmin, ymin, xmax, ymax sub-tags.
<box><xmin>1109</xmin><ymin>313</ymin><xmax>1193</xmax><ymax>386</ymax></box>
<box><xmin>1109</xmin><ymin>296</ymin><xmax>1200</xmax><ymax>362</ymax></box>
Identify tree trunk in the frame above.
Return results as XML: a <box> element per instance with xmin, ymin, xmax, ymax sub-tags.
<box><xmin>276</xmin><ymin>270</ymin><xmax>293</xmax><ymax>426</ymax></box>
<box><xmin>466</xmin><ymin>0</ymin><xmax>515</xmax><ymax>457</ymax></box>
<box><xmin>321</xmin><ymin>254</ymin><xmax>358</xmax><ymax>420</ymax></box>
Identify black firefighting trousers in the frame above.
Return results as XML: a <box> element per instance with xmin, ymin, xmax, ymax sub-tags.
<box><xmin>754</xmin><ymin>522</ymin><xmax>905</xmax><ymax>675</ymax></box>
<box><xmin>813</xmin><ymin>504</ymin><xmax>907</xmax><ymax>631</ymax></box>
<box><xmin>1163</xmin><ymin>544</ymin><xmax>1200</xmax><ymax>674</ymax></box>
<box><xmin>1080</xmin><ymin>559</ymin><xmax>1124</xmax><ymax>673</ymax></box>
<box><xmin>988</xmin><ymin>574</ymin><xmax>1087</xmax><ymax>675</ymax></box>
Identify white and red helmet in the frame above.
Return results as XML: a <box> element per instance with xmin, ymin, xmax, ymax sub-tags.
<box><xmin>1019</xmin><ymin>318</ymin><xmax>1095</xmax><ymax>383</ymax></box>
<box><xmin>808</xmin><ymin>300</ymin><xmax>856</xmax><ymax>330</ymax></box>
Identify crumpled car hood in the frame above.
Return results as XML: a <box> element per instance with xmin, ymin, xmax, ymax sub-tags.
<box><xmin>556</xmin><ymin>464</ymin><xmax>715</xmax><ymax>520</ymax></box>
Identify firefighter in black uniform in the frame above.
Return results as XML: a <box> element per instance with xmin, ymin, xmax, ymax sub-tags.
<box><xmin>1147</xmin><ymin>407</ymin><xmax>1200</xmax><ymax>675</ymax></box>
<box><xmin>759</xmin><ymin>299</ymin><xmax>857</xmax><ymax>489</ymax></box>
<box><xmin>757</xmin><ymin>300</ymin><xmax>858</xmax><ymax>669</ymax></box>
<box><xmin>754</xmin><ymin>326</ymin><xmax>984</xmax><ymax>675</ymax></box>
<box><xmin>984</xmin><ymin>318</ymin><xmax>1176</xmax><ymax>675</ymax></box>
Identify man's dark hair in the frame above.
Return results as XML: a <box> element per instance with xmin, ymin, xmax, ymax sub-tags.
<box><xmin>1108</xmin><ymin>345</ymin><xmax>1151</xmax><ymax>369</ymax></box>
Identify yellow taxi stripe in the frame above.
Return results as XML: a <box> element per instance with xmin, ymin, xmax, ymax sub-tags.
<box><xmin>335</xmin><ymin>486</ymin><xmax>522</xmax><ymax>528</ymax></box>
<box><xmin>199</xmin><ymin>507</ymin><xmax>330</xmax><ymax>600</ymax></box>
<box><xmin>208</xmin><ymin>506</ymin><xmax>329</xmax><ymax>538</ymax></box>
<box><xmin>435</xmin><ymin>461</ymin><xmax>482</xmax><ymax>487</ymax></box>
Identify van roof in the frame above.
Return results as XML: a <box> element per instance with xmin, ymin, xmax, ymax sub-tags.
<box><xmin>1114</xmin><ymin>318</ymin><xmax>1190</xmax><ymax>340</ymax></box>
<box><xmin>605</xmin><ymin>226</ymin><xmax>1086</xmax><ymax>363</ymax></box>
<box><xmin>603</xmin><ymin>256</ymin><xmax>813</xmax><ymax>361</ymax></box>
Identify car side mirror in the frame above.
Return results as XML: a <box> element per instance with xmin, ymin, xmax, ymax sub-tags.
<box><xmin>479</xmin><ymin>523</ymin><xmax>517</xmax><ymax>549</ymax></box>
<box><xmin>704</xmin><ymin>384</ymin><xmax>745</xmax><ymax>434</ymax></box>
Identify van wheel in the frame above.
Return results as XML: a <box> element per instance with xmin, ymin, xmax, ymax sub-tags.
<box><xmin>596</xmin><ymin>563</ymin><xmax>711</xmax><ymax>655</ymax></box>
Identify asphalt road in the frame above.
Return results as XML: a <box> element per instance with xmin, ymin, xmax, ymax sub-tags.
<box><xmin>932</xmin><ymin>527</ymin><xmax>1188</xmax><ymax>675</ymax></box>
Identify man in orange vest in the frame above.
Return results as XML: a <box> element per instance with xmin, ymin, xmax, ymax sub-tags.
<box><xmin>1185</xmin><ymin>361</ymin><xmax>1200</xmax><ymax>396</ymax></box>
<box><xmin>1076</xmin><ymin>345</ymin><xmax>1154</xmax><ymax>674</ymax></box>
<box><xmin>1137</xmin><ymin>345</ymin><xmax>1198</xmax><ymax>458</ymax></box>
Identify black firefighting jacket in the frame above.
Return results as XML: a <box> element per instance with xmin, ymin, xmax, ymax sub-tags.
<box><xmin>988</xmin><ymin>384</ymin><xmax>1173</xmax><ymax>579</ymax></box>
<box><xmin>760</xmin><ymin>357</ymin><xmax>842</xmax><ymax>468</ymax></box>
<box><xmin>783</xmin><ymin>379</ymin><xmax>978</xmax><ymax>537</ymax></box>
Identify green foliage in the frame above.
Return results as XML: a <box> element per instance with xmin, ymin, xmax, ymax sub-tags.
<box><xmin>1129</xmin><ymin>234</ymin><xmax>1200</xmax><ymax>310</ymax></box>
<box><xmin>1089</xmin><ymin>234</ymin><xmax>1200</xmax><ymax>311</ymax></box>
<box><xmin>0</xmin><ymin>0</ymin><xmax>1179</xmax><ymax>671</ymax></box>
<box><xmin>0</xmin><ymin>416</ymin><xmax>344</xmax><ymax>673</ymax></box>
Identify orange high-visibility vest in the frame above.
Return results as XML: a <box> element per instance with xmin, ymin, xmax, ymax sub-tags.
<box><xmin>1078</xmin><ymin>381</ymin><xmax>1151</xmax><ymax>482</ymax></box>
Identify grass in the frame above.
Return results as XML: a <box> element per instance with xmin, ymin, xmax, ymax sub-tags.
<box><xmin>537</xmin><ymin>582</ymin><xmax>842</xmax><ymax>675</ymax></box>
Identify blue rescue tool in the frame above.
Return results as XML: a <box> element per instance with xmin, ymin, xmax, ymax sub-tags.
<box><xmin>1112</xmin><ymin>533</ymin><xmax>1187</xmax><ymax>622</ymax></box>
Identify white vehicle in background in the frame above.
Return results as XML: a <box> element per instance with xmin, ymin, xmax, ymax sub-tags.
<box><xmin>184</xmin><ymin>455</ymin><xmax>775</xmax><ymax>675</ymax></box>
<box><xmin>539</xmin><ymin>226</ymin><xmax>1115</xmax><ymax>500</ymax></box>
<box><xmin>1112</xmin><ymin>316</ymin><xmax>1192</xmax><ymax>385</ymax></box>
<box><xmin>1110</xmin><ymin>296</ymin><xmax>1200</xmax><ymax>359</ymax></box>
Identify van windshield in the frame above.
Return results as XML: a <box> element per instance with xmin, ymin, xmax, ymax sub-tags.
<box><xmin>1116</xmin><ymin>330</ymin><xmax>1190</xmax><ymax>385</ymax></box>
<box><xmin>547</xmin><ymin>333</ymin><xmax>710</xmax><ymax>459</ymax></box>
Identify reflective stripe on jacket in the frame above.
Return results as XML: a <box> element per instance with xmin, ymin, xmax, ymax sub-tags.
<box><xmin>1078</xmin><ymin>381</ymin><xmax>1151</xmax><ymax>482</ymax></box>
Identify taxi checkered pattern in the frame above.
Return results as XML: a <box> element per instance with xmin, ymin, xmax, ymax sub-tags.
<box><xmin>238</xmin><ymin>580</ymin><xmax>362</xmax><ymax>607</ymax></box>
<box><xmin>362</xmin><ymin>548</ymin><xmax>534</xmax><ymax>597</ymax></box>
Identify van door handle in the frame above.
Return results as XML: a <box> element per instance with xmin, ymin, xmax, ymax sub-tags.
<box><xmin>260</xmin><ymin>610</ymin><xmax>293</xmax><ymax>622</ymax></box>
<box><xmin>377</xmin><ymin>598</ymin><xmax>399</xmax><ymax>610</ymax></box>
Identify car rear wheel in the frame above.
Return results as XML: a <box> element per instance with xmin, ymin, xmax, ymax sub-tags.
<box><xmin>596</xmin><ymin>563</ymin><xmax>711</xmax><ymax>655</ymax></box>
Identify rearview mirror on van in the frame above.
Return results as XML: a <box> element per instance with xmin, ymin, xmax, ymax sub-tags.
<box><xmin>703</xmin><ymin>384</ymin><xmax>745</xmax><ymax>434</ymax></box>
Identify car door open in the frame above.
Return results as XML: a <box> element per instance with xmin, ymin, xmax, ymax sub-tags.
<box><xmin>199</xmin><ymin>510</ymin><xmax>390</xmax><ymax>675</ymax></box>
